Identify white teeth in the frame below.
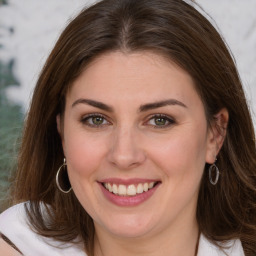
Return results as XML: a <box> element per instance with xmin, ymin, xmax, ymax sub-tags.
<box><xmin>103</xmin><ymin>182</ymin><xmax>157</xmax><ymax>196</ymax></box>
<box><xmin>107</xmin><ymin>183</ymin><xmax>112</xmax><ymax>192</ymax></box>
<box><xmin>149</xmin><ymin>182</ymin><xmax>154</xmax><ymax>189</ymax></box>
<box><xmin>136</xmin><ymin>183</ymin><xmax>144</xmax><ymax>194</ymax></box>
<box><xmin>118</xmin><ymin>185</ymin><xmax>126</xmax><ymax>195</ymax></box>
<box><xmin>127</xmin><ymin>185</ymin><xmax>136</xmax><ymax>196</ymax></box>
<box><xmin>143</xmin><ymin>183</ymin><xmax>149</xmax><ymax>192</ymax></box>
<box><xmin>112</xmin><ymin>184</ymin><xmax>118</xmax><ymax>194</ymax></box>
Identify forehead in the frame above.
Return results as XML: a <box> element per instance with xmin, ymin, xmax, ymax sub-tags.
<box><xmin>66</xmin><ymin>51</ymin><xmax>201</xmax><ymax>109</ymax></box>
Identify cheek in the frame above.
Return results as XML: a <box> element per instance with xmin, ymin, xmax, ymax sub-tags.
<box><xmin>64</xmin><ymin>129</ymin><xmax>107</xmax><ymax>178</ymax></box>
<box><xmin>148</xmin><ymin>127</ymin><xmax>207</xmax><ymax>180</ymax></box>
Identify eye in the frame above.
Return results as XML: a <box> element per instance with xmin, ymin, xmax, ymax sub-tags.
<box><xmin>147</xmin><ymin>114</ymin><xmax>175</xmax><ymax>128</ymax></box>
<box><xmin>81</xmin><ymin>114</ymin><xmax>110</xmax><ymax>127</ymax></box>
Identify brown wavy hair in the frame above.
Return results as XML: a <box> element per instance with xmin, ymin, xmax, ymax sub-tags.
<box><xmin>12</xmin><ymin>0</ymin><xmax>256</xmax><ymax>255</ymax></box>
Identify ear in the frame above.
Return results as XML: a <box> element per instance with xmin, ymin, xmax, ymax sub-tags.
<box><xmin>205</xmin><ymin>108</ymin><xmax>229</xmax><ymax>164</ymax></box>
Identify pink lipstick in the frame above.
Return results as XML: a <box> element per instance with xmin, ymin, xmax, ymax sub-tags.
<box><xmin>98</xmin><ymin>179</ymin><xmax>160</xmax><ymax>206</ymax></box>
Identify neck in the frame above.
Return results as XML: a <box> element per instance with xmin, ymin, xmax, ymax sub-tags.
<box><xmin>94</xmin><ymin>217</ymin><xmax>199</xmax><ymax>256</ymax></box>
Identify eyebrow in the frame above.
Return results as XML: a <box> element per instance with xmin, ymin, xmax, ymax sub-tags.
<box><xmin>71</xmin><ymin>98</ymin><xmax>187</xmax><ymax>112</ymax></box>
<box><xmin>139</xmin><ymin>99</ymin><xmax>187</xmax><ymax>112</ymax></box>
<box><xmin>72</xmin><ymin>98</ymin><xmax>114</xmax><ymax>112</ymax></box>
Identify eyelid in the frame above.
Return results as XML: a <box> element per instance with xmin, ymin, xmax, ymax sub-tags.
<box><xmin>80</xmin><ymin>113</ymin><xmax>112</xmax><ymax>127</ymax></box>
<box><xmin>144</xmin><ymin>113</ymin><xmax>175</xmax><ymax>128</ymax></box>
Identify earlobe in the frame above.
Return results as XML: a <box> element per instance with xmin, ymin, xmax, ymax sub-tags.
<box><xmin>205</xmin><ymin>108</ymin><xmax>229</xmax><ymax>164</ymax></box>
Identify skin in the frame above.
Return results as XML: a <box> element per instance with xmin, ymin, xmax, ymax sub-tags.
<box><xmin>0</xmin><ymin>239</ymin><xmax>22</xmax><ymax>256</ymax></box>
<box><xmin>57</xmin><ymin>51</ymin><xmax>228</xmax><ymax>256</ymax></box>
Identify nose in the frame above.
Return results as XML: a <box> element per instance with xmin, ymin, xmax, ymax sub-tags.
<box><xmin>107</xmin><ymin>126</ymin><xmax>146</xmax><ymax>170</ymax></box>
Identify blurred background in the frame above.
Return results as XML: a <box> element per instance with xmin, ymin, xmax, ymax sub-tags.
<box><xmin>0</xmin><ymin>0</ymin><xmax>256</xmax><ymax>211</ymax></box>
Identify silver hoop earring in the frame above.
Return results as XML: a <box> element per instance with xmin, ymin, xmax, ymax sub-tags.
<box><xmin>56</xmin><ymin>158</ymin><xmax>72</xmax><ymax>193</ymax></box>
<box><xmin>209</xmin><ymin>162</ymin><xmax>220</xmax><ymax>185</ymax></box>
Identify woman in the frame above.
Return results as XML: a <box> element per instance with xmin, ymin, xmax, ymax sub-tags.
<box><xmin>0</xmin><ymin>0</ymin><xmax>255</xmax><ymax>255</ymax></box>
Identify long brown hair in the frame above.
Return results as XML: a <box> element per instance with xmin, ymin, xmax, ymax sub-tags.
<box><xmin>13</xmin><ymin>0</ymin><xmax>256</xmax><ymax>255</ymax></box>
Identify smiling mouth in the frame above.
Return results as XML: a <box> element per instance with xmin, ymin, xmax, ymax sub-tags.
<box><xmin>102</xmin><ymin>182</ymin><xmax>159</xmax><ymax>197</ymax></box>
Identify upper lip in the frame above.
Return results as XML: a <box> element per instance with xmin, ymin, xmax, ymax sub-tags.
<box><xmin>98</xmin><ymin>178</ymin><xmax>160</xmax><ymax>185</ymax></box>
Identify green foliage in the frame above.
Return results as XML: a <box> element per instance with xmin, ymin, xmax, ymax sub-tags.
<box><xmin>0</xmin><ymin>60</ymin><xmax>24</xmax><ymax>212</ymax></box>
<box><xmin>0</xmin><ymin>0</ymin><xmax>8</xmax><ymax>6</ymax></box>
<box><xmin>0</xmin><ymin>60</ymin><xmax>19</xmax><ymax>89</ymax></box>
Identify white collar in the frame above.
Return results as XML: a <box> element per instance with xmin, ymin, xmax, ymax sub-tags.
<box><xmin>197</xmin><ymin>234</ymin><xmax>245</xmax><ymax>256</ymax></box>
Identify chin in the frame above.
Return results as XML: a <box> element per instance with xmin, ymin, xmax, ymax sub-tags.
<box><xmin>96</xmin><ymin>214</ymin><xmax>155</xmax><ymax>239</ymax></box>
<box><xmin>108</xmin><ymin>226</ymin><xmax>153</xmax><ymax>239</ymax></box>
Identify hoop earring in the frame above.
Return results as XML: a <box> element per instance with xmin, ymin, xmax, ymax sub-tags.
<box><xmin>56</xmin><ymin>158</ymin><xmax>72</xmax><ymax>193</ymax></box>
<box><xmin>209</xmin><ymin>161</ymin><xmax>220</xmax><ymax>185</ymax></box>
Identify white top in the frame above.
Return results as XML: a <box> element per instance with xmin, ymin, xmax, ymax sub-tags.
<box><xmin>197</xmin><ymin>233</ymin><xmax>244</xmax><ymax>256</ymax></box>
<box><xmin>0</xmin><ymin>203</ymin><xmax>245</xmax><ymax>256</ymax></box>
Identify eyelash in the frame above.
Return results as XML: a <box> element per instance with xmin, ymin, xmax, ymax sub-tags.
<box><xmin>80</xmin><ymin>113</ymin><xmax>110</xmax><ymax>128</ymax></box>
<box><xmin>145</xmin><ymin>114</ymin><xmax>175</xmax><ymax>129</ymax></box>
<box><xmin>80</xmin><ymin>113</ymin><xmax>175</xmax><ymax>129</ymax></box>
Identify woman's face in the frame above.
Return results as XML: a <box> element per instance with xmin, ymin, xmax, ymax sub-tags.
<box><xmin>59</xmin><ymin>51</ymin><xmax>217</xmax><ymax>239</ymax></box>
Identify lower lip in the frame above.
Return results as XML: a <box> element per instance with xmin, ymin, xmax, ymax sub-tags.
<box><xmin>99</xmin><ymin>183</ymin><xmax>160</xmax><ymax>207</ymax></box>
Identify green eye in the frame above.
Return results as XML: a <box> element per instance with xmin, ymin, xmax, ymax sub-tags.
<box><xmin>154</xmin><ymin>117</ymin><xmax>167</xmax><ymax>126</ymax></box>
<box><xmin>91</xmin><ymin>116</ymin><xmax>104</xmax><ymax>125</ymax></box>
<box><xmin>147</xmin><ymin>115</ymin><xmax>175</xmax><ymax>128</ymax></box>
<box><xmin>81</xmin><ymin>114</ymin><xmax>109</xmax><ymax>127</ymax></box>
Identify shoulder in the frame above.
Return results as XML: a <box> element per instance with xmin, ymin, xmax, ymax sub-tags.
<box><xmin>0</xmin><ymin>238</ymin><xmax>22</xmax><ymax>256</ymax></box>
<box><xmin>197</xmin><ymin>233</ymin><xmax>245</xmax><ymax>256</ymax></box>
<box><xmin>0</xmin><ymin>202</ymin><xmax>87</xmax><ymax>256</ymax></box>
